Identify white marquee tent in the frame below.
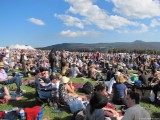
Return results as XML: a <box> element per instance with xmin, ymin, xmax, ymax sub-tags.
<box><xmin>9</xmin><ymin>44</ymin><xmax>35</xmax><ymax>50</ymax></box>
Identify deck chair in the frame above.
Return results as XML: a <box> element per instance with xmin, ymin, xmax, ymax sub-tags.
<box><xmin>34</xmin><ymin>75</ymin><xmax>58</xmax><ymax>107</ymax></box>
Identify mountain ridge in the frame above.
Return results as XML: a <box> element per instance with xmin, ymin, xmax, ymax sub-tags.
<box><xmin>39</xmin><ymin>40</ymin><xmax>160</xmax><ymax>50</ymax></box>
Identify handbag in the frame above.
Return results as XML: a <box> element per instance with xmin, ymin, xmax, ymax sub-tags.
<box><xmin>68</xmin><ymin>98</ymin><xmax>84</xmax><ymax>113</ymax></box>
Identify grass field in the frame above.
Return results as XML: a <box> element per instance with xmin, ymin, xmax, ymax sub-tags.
<box><xmin>0</xmin><ymin>72</ymin><xmax>160</xmax><ymax>120</ymax></box>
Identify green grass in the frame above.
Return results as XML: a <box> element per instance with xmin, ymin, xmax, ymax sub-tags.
<box><xmin>0</xmin><ymin>72</ymin><xmax>160</xmax><ymax>119</ymax></box>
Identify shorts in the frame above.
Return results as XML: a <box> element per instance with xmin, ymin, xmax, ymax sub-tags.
<box><xmin>0</xmin><ymin>93</ymin><xmax>5</xmax><ymax>99</ymax></box>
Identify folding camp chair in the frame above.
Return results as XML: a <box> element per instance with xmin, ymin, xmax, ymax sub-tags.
<box><xmin>34</xmin><ymin>75</ymin><xmax>58</xmax><ymax>107</ymax></box>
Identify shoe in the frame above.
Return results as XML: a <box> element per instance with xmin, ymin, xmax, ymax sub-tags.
<box><xmin>82</xmin><ymin>77</ymin><xmax>86</xmax><ymax>80</ymax></box>
<box><xmin>16</xmin><ymin>89</ymin><xmax>26</xmax><ymax>95</ymax></box>
<box><xmin>20</xmin><ymin>89</ymin><xmax>26</xmax><ymax>94</ymax></box>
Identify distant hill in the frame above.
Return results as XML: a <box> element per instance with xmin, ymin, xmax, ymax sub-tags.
<box><xmin>39</xmin><ymin>40</ymin><xmax>160</xmax><ymax>51</ymax></box>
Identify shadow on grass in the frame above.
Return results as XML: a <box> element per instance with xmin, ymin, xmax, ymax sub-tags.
<box><xmin>22</xmin><ymin>91</ymin><xmax>36</xmax><ymax>99</ymax></box>
<box><xmin>7</xmin><ymin>91</ymin><xmax>42</xmax><ymax>108</ymax></box>
<box><xmin>152</xmin><ymin>112</ymin><xmax>160</xmax><ymax>118</ymax></box>
<box><xmin>140</xmin><ymin>98</ymin><xmax>151</xmax><ymax>104</ymax></box>
<box><xmin>54</xmin><ymin>116</ymin><xmax>73</xmax><ymax>120</ymax></box>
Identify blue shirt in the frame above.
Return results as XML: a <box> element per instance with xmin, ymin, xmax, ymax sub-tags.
<box><xmin>113</xmin><ymin>83</ymin><xmax>127</xmax><ymax>98</ymax></box>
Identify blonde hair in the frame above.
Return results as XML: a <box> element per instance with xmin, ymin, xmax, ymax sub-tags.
<box><xmin>117</xmin><ymin>75</ymin><xmax>125</xmax><ymax>83</ymax></box>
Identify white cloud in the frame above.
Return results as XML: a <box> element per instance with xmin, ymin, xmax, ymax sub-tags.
<box><xmin>64</xmin><ymin>0</ymin><xmax>145</xmax><ymax>31</ymax></box>
<box><xmin>111</xmin><ymin>0</ymin><xmax>160</xmax><ymax>19</ymax></box>
<box><xmin>150</xmin><ymin>19</ymin><xmax>160</xmax><ymax>27</ymax></box>
<box><xmin>117</xmin><ymin>24</ymin><xmax>148</xmax><ymax>33</ymax></box>
<box><xmin>60</xmin><ymin>30</ymin><xmax>99</xmax><ymax>37</ymax></box>
<box><xmin>55</xmin><ymin>14</ymin><xmax>84</xmax><ymax>29</ymax></box>
<box><xmin>27</xmin><ymin>18</ymin><xmax>45</xmax><ymax>25</ymax></box>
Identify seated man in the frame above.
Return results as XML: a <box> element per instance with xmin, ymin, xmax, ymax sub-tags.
<box><xmin>0</xmin><ymin>86</ymin><xmax>23</xmax><ymax>101</ymax></box>
<box><xmin>70</xmin><ymin>63</ymin><xmax>83</xmax><ymax>78</ymax></box>
<box><xmin>0</xmin><ymin>62</ymin><xmax>24</xmax><ymax>94</ymax></box>
<box><xmin>39</xmin><ymin>74</ymin><xmax>61</xmax><ymax>91</ymax></box>
<box><xmin>121</xmin><ymin>91</ymin><xmax>151</xmax><ymax>120</ymax></box>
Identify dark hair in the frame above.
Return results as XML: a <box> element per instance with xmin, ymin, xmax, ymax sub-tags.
<box><xmin>128</xmin><ymin>91</ymin><xmax>140</xmax><ymax>104</ymax></box>
<box><xmin>95</xmin><ymin>83</ymin><xmax>106</xmax><ymax>92</ymax></box>
<box><xmin>138</xmin><ymin>69</ymin><xmax>143</xmax><ymax>74</ymax></box>
<box><xmin>50</xmin><ymin>74</ymin><xmax>57</xmax><ymax>80</ymax></box>
<box><xmin>90</xmin><ymin>92</ymin><xmax>108</xmax><ymax>114</ymax></box>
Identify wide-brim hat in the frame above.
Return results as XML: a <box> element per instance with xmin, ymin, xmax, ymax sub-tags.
<box><xmin>61</xmin><ymin>76</ymin><xmax>70</xmax><ymax>84</ymax></box>
<box><xmin>0</xmin><ymin>62</ymin><xmax>4</xmax><ymax>68</ymax></box>
<box><xmin>72</xmin><ymin>62</ymin><xmax>79</xmax><ymax>67</ymax></box>
<box><xmin>114</xmin><ymin>71</ymin><xmax>121</xmax><ymax>76</ymax></box>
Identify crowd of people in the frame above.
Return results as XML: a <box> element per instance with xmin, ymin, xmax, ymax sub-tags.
<box><xmin>0</xmin><ymin>46</ymin><xmax>160</xmax><ymax>120</ymax></box>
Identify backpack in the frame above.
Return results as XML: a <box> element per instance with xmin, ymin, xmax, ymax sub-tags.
<box><xmin>82</xmin><ymin>82</ymin><xmax>94</xmax><ymax>94</ymax></box>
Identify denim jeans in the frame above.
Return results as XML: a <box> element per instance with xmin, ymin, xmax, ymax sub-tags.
<box><xmin>0</xmin><ymin>76</ymin><xmax>22</xmax><ymax>92</ymax></box>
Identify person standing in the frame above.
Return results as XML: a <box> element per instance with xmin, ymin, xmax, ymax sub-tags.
<box><xmin>61</xmin><ymin>50</ymin><xmax>67</xmax><ymax>71</ymax></box>
<box><xmin>48</xmin><ymin>49</ymin><xmax>57</xmax><ymax>73</ymax></box>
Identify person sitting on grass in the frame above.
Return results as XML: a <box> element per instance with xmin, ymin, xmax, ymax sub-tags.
<box><xmin>95</xmin><ymin>83</ymin><xmax>120</xmax><ymax>118</ymax></box>
<box><xmin>0</xmin><ymin>86</ymin><xmax>23</xmax><ymax>101</ymax></box>
<box><xmin>112</xmin><ymin>75</ymin><xmax>127</xmax><ymax>105</ymax></box>
<box><xmin>61</xmin><ymin>63</ymin><xmax>71</xmax><ymax>76</ymax></box>
<box><xmin>0</xmin><ymin>62</ymin><xmax>24</xmax><ymax>95</ymax></box>
<box><xmin>38</xmin><ymin>73</ymin><xmax>61</xmax><ymax>91</ymax></box>
<box><xmin>59</xmin><ymin>76</ymin><xmax>87</xmax><ymax>105</ymax></box>
<box><xmin>121</xmin><ymin>91</ymin><xmax>151</xmax><ymax>120</ymax></box>
<box><xmin>95</xmin><ymin>83</ymin><xmax>108</xmax><ymax>97</ymax></box>
<box><xmin>70</xmin><ymin>63</ymin><xmax>83</xmax><ymax>78</ymax></box>
<box><xmin>84</xmin><ymin>92</ymin><xmax>108</xmax><ymax>120</ymax></box>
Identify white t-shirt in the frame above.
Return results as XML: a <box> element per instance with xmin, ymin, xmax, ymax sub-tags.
<box><xmin>107</xmin><ymin>77</ymin><xmax>116</xmax><ymax>94</ymax></box>
<box><xmin>71</xmin><ymin>66</ymin><xmax>80</xmax><ymax>78</ymax></box>
<box><xmin>5</xmin><ymin>49</ymin><xmax>9</xmax><ymax>58</ymax></box>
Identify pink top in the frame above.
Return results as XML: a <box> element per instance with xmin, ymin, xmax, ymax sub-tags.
<box><xmin>0</xmin><ymin>69</ymin><xmax>8</xmax><ymax>81</ymax></box>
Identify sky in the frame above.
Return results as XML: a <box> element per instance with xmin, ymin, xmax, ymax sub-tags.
<box><xmin>1</xmin><ymin>0</ymin><xmax>160</xmax><ymax>48</ymax></box>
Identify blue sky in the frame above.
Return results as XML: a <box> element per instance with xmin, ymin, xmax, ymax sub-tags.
<box><xmin>1</xmin><ymin>0</ymin><xmax>160</xmax><ymax>48</ymax></box>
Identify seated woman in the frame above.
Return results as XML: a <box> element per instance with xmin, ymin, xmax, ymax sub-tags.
<box><xmin>81</xmin><ymin>63</ymin><xmax>88</xmax><ymax>76</ymax></box>
<box><xmin>112</xmin><ymin>75</ymin><xmax>127</xmax><ymax>105</ymax></box>
<box><xmin>95</xmin><ymin>83</ymin><xmax>108</xmax><ymax>96</ymax></box>
<box><xmin>59</xmin><ymin>76</ymin><xmax>87</xmax><ymax>105</ymax></box>
<box><xmin>88</xmin><ymin>64</ymin><xmax>101</xmax><ymax>80</ymax></box>
<box><xmin>0</xmin><ymin>86</ymin><xmax>23</xmax><ymax>101</ymax></box>
<box><xmin>61</xmin><ymin>63</ymin><xmax>71</xmax><ymax>76</ymax></box>
<box><xmin>95</xmin><ymin>83</ymin><xmax>119</xmax><ymax>118</ymax></box>
<box><xmin>39</xmin><ymin>60</ymin><xmax>50</xmax><ymax>73</ymax></box>
<box><xmin>84</xmin><ymin>92</ymin><xmax>108</xmax><ymax>120</ymax></box>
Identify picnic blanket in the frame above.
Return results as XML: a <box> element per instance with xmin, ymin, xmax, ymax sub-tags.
<box><xmin>72</xmin><ymin>83</ymin><xmax>83</xmax><ymax>90</ymax></box>
<box><xmin>0</xmin><ymin>99</ymin><xmax>8</xmax><ymax>104</ymax></box>
<box><xmin>23</xmin><ymin>78</ymin><xmax>35</xmax><ymax>86</ymax></box>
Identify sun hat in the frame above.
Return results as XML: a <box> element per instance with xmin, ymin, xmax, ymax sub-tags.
<box><xmin>0</xmin><ymin>62</ymin><xmax>4</xmax><ymax>68</ymax></box>
<box><xmin>61</xmin><ymin>76</ymin><xmax>70</xmax><ymax>84</ymax></box>
<box><xmin>114</xmin><ymin>71</ymin><xmax>121</xmax><ymax>76</ymax></box>
<box><xmin>122</xmin><ymin>63</ymin><xmax>126</xmax><ymax>67</ymax></box>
